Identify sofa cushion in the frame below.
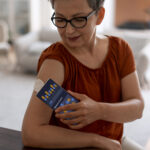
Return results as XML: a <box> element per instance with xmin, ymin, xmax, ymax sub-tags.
<box><xmin>0</xmin><ymin>42</ymin><xmax>10</xmax><ymax>55</ymax></box>
<box><xmin>28</xmin><ymin>41</ymin><xmax>51</xmax><ymax>55</ymax></box>
<box><xmin>39</xmin><ymin>28</ymin><xmax>61</xmax><ymax>42</ymax></box>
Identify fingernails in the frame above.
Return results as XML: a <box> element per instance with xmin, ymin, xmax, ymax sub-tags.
<box><xmin>55</xmin><ymin>109</ymin><xmax>59</xmax><ymax>113</ymax></box>
<box><xmin>55</xmin><ymin>114</ymin><xmax>59</xmax><ymax>118</ymax></box>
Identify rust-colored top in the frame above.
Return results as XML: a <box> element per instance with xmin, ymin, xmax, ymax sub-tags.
<box><xmin>37</xmin><ymin>36</ymin><xmax>136</xmax><ymax>142</ymax></box>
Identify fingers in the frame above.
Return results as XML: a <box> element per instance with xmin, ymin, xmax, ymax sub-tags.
<box><xmin>55</xmin><ymin>102</ymin><xmax>79</xmax><ymax>113</ymax></box>
<box><xmin>68</xmin><ymin>122</ymin><xmax>85</xmax><ymax>129</ymax></box>
<box><xmin>60</xmin><ymin>117</ymin><xmax>86</xmax><ymax>130</ymax></box>
<box><xmin>54</xmin><ymin>91</ymin><xmax>91</xmax><ymax>129</ymax></box>
<box><xmin>60</xmin><ymin>116</ymin><xmax>82</xmax><ymax>125</ymax></box>
<box><xmin>68</xmin><ymin>90</ymin><xmax>87</xmax><ymax>101</ymax></box>
<box><xmin>55</xmin><ymin>109</ymin><xmax>81</xmax><ymax>119</ymax></box>
<box><xmin>55</xmin><ymin>109</ymin><xmax>90</xmax><ymax>129</ymax></box>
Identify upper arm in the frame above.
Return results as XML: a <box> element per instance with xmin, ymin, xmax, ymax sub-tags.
<box><xmin>22</xmin><ymin>59</ymin><xmax>65</xmax><ymax>130</ymax></box>
<box><xmin>121</xmin><ymin>71</ymin><xmax>144</xmax><ymax>102</ymax></box>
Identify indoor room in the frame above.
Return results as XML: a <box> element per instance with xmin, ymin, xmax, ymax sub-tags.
<box><xmin>0</xmin><ymin>0</ymin><xmax>150</xmax><ymax>149</ymax></box>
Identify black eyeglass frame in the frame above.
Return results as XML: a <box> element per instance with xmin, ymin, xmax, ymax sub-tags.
<box><xmin>51</xmin><ymin>10</ymin><xmax>97</xmax><ymax>28</ymax></box>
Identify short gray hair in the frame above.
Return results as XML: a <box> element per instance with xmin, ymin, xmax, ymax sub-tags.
<box><xmin>50</xmin><ymin>0</ymin><xmax>105</xmax><ymax>10</ymax></box>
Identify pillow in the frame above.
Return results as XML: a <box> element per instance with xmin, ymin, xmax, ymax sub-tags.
<box><xmin>29</xmin><ymin>41</ymin><xmax>51</xmax><ymax>55</ymax></box>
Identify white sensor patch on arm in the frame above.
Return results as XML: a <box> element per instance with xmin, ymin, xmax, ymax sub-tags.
<box><xmin>34</xmin><ymin>79</ymin><xmax>45</xmax><ymax>93</ymax></box>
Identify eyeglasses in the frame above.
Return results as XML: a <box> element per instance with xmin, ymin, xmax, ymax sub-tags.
<box><xmin>51</xmin><ymin>10</ymin><xmax>96</xmax><ymax>28</ymax></box>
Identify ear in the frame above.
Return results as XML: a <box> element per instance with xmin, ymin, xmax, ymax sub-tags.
<box><xmin>96</xmin><ymin>7</ymin><xmax>105</xmax><ymax>25</ymax></box>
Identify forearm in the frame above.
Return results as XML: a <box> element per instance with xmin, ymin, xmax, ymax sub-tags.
<box><xmin>99</xmin><ymin>98</ymin><xmax>144</xmax><ymax>123</ymax></box>
<box><xmin>22</xmin><ymin>124</ymin><xmax>98</xmax><ymax>149</ymax></box>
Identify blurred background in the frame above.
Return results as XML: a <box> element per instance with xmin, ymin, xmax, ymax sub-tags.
<box><xmin>0</xmin><ymin>0</ymin><xmax>150</xmax><ymax>149</ymax></box>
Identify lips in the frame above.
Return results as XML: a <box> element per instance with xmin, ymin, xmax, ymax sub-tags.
<box><xmin>67</xmin><ymin>36</ymin><xmax>80</xmax><ymax>41</ymax></box>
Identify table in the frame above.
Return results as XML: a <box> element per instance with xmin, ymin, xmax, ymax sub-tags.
<box><xmin>0</xmin><ymin>127</ymin><xmax>23</xmax><ymax>150</ymax></box>
<box><xmin>0</xmin><ymin>127</ymin><xmax>98</xmax><ymax>150</ymax></box>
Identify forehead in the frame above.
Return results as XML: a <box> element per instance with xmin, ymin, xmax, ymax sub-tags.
<box><xmin>54</xmin><ymin>0</ymin><xmax>92</xmax><ymax>15</ymax></box>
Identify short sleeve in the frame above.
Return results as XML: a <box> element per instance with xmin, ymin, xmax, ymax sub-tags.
<box><xmin>36</xmin><ymin>43</ymin><xmax>70</xmax><ymax>86</ymax></box>
<box><xmin>37</xmin><ymin>43</ymin><xmax>65</xmax><ymax>73</ymax></box>
<box><xmin>37</xmin><ymin>47</ymin><xmax>49</xmax><ymax>73</ymax></box>
<box><xmin>118</xmin><ymin>39</ymin><xmax>136</xmax><ymax>79</ymax></box>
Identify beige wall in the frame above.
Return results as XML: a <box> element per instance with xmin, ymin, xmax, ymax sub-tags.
<box><xmin>115</xmin><ymin>0</ymin><xmax>150</xmax><ymax>26</ymax></box>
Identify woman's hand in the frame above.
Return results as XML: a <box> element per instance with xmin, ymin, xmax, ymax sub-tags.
<box><xmin>55</xmin><ymin>90</ymin><xmax>101</xmax><ymax>129</ymax></box>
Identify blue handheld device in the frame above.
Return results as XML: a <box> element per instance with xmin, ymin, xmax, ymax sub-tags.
<box><xmin>37</xmin><ymin>79</ymin><xmax>79</xmax><ymax>112</ymax></box>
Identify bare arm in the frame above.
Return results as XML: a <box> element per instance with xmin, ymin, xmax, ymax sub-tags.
<box><xmin>99</xmin><ymin>71</ymin><xmax>144</xmax><ymax>123</ymax></box>
<box><xmin>22</xmin><ymin>59</ymin><xmax>119</xmax><ymax>149</ymax></box>
<box><xmin>55</xmin><ymin>71</ymin><xmax>144</xmax><ymax>129</ymax></box>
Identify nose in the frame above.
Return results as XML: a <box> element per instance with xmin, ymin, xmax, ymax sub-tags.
<box><xmin>65</xmin><ymin>22</ymin><xmax>75</xmax><ymax>34</ymax></box>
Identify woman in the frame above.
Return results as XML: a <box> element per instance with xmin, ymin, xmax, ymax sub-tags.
<box><xmin>22</xmin><ymin>0</ymin><xmax>144</xmax><ymax>149</ymax></box>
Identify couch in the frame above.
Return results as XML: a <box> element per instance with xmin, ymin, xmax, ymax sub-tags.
<box><xmin>14</xmin><ymin>28</ymin><xmax>61</xmax><ymax>72</ymax></box>
<box><xmin>102</xmin><ymin>28</ymin><xmax>150</xmax><ymax>87</ymax></box>
<box><xmin>0</xmin><ymin>20</ymin><xmax>10</xmax><ymax>55</ymax></box>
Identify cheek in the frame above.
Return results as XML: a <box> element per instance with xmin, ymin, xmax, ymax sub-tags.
<box><xmin>57</xmin><ymin>29</ymin><xmax>68</xmax><ymax>42</ymax></box>
<box><xmin>88</xmin><ymin>21</ymin><xmax>97</xmax><ymax>31</ymax></box>
<box><xmin>57</xmin><ymin>29</ymin><xmax>64</xmax><ymax>37</ymax></box>
<box><xmin>83</xmin><ymin>24</ymin><xmax>96</xmax><ymax>37</ymax></box>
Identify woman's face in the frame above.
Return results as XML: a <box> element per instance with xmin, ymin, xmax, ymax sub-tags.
<box><xmin>54</xmin><ymin>0</ymin><xmax>99</xmax><ymax>49</ymax></box>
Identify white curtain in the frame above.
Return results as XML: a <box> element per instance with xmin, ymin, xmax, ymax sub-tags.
<box><xmin>97</xmin><ymin>0</ymin><xmax>116</xmax><ymax>32</ymax></box>
<box><xmin>30</xmin><ymin>0</ymin><xmax>52</xmax><ymax>32</ymax></box>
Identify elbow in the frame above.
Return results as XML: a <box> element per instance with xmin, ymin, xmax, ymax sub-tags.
<box><xmin>22</xmin><ymin>128</ymin><xmax>32</xmax><ymax>147</ymax></box>
<box><xmin>137</xmin><ymin>99</ymin><xmax>145</xmax><ymax>119</ymax></box>
<box><xmin>21</xmin><ymin>126</ymin><xmax>37</xmax><ymax>148</ymax></box>
<box><xmin>22</xmin><ymin>136</ymin><xmax>29</xmax><ymax>147</ymax></box>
